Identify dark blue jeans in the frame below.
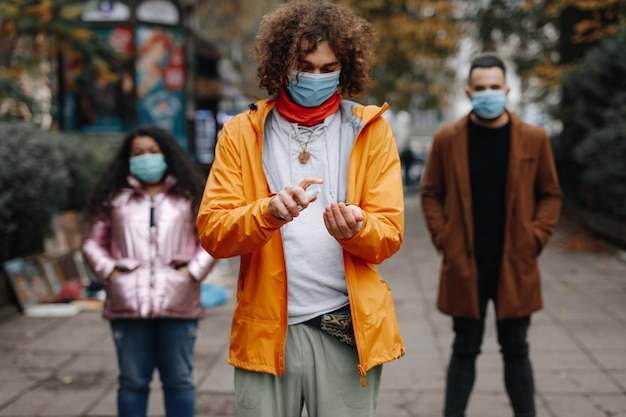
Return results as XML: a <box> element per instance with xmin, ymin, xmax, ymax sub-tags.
<box><xmin>444</xmin><ymin>267</ymin><xmax>535</xmax><ymax>417</ymax></box>
<box><xmin>110</xmin><ymin>318</ymin><xmax>198</xmax><ymax>417</ymax></box>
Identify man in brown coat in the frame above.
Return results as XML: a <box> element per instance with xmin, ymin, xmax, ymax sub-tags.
<box><xmin>421</xmin><ymin>54</ymin><xmax>562</xmax><ymax>417</ymax></box>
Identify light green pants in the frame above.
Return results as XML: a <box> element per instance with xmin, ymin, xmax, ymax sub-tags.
<box><xmin>234</xmin><ymin>323</ymin><xmax>383</xmax><ymax>417</ymax></box>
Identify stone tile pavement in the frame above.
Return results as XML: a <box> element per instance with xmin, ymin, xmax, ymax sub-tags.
<box><xmin>1</xmin><ymin>193</ymin><xmax>625</xmax><ymax>416</ymax></box>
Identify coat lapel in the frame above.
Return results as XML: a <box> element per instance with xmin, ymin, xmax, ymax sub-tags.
<box><xmin>452</xmin><ymin>115</ymin><xmax>474</xmax><ymax>252</ymax></box>
<box><xmin>505</xmin><ymin>112</ymin><xmax>523</xmax><ymax>224</ymax></box>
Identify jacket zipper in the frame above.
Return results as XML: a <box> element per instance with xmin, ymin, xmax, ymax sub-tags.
<box><xmin>149</xmin><ymin>196</ymin><xmax>156</xmax><ymax>314</ymax></box>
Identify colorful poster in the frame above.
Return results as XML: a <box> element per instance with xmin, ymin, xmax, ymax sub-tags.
<box><xmin>136</xmin><ymin>25</ymin><xmax>186</xmax><ymax>148</ymax></box>
<box><xmin>63</xmin><ymin>26</ymin><xmax>135</xmax><ymax>133</ymax></box>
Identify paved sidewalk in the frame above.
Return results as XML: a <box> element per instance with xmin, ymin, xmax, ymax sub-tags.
<box><xmin>1</xmin><ymin>193</ymin><xmax>625</xmax><ymax>417</ymax></box>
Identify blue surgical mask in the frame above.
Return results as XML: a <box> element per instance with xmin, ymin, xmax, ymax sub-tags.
<box><xmin>129</xmin><ymin>154</ymin><xmax>167</xmax><ymax>184</ymax></box>
<box><xmin>471</xmin><ymin>89</ymin><xmax>507</xmax><ymax>120</ymax></box>
<box><xmin>287</xmin><ymin>70</ymin><xmax>341</xmax><ymax>107</ymax></box>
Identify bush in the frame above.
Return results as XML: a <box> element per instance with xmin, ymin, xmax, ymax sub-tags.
<box><xmin>0</xmin><ymin>123</ymin><xmax>116</xmax><ymax>259</ymax></box>
<box><xmin>554</xmin><ymin>25</ymin><xmax>626</xmax><ymax>220</ymax></box>
<box><xmin>57</xmin><ymin>134</ymin><xmax>118</xmax><ymax>212</ymax></box>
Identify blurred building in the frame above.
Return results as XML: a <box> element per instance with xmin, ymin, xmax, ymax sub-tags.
<box><xmin>55</xmin><ymin>0</ymin><xmax>222</xmax><ymax>166</ymax></box>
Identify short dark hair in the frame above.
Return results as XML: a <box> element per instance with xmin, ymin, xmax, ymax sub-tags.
<box><xmin>469</xmin><ymin>54</ymin><xmax>506</xmax><ymax>79</ymax></box>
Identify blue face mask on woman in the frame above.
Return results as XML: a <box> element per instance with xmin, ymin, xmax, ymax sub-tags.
<box><xmin>287</xmin><ymin>70</ymin><xmax>341</xmax><ymax>107</ymax></box>
<box><xmin>129</xmin><ymin>153</ymin><xmax>167</xmax><ymax>184</ymax></box>
<box><xmin>470</xmin><ymin>89</ymin><xmax>507</xmax><ymax>120</ymax></box>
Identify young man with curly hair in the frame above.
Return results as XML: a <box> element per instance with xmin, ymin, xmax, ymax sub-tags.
<box><xmin>196</xmin><ymin>1</ymin><xmax>405</xmax><ymax>416</ymax></box>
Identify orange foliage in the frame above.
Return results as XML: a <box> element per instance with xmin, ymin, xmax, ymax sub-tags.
<box><xmin>24</xmin><ymin>2</ymin><xmax>53</xmax><ymax>22</ymax></box>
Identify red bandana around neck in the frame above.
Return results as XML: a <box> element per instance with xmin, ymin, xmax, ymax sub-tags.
<box><xmin>275</xmin><ymin>87</ymin><xmax>341</xmax><ymax>127</ymax></box>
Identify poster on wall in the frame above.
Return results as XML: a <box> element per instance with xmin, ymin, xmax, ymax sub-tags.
<box><xmin>135</xmin><ymin>25</ymin><xmax>186</xmax><ymax>148</ymax></box>
<box><xmin>62</xmin><ymin>26</ymin><xmax>135</xmax><ymax>133</ymax></box>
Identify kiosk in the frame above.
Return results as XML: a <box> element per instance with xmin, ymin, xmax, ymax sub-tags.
<box><xmin>58</xmin><ymin>0</ymin><xmax>207</xmax><ymax>152</ymax></box>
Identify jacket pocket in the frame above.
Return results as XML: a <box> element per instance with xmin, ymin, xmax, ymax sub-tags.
<box><xmin>106</xmin><ymin>271</ymin><xmax>139</xmax><ymax>313</ymax></box>
<box><xmin>531</xmin><ymin>227</ymin><xmax>542</xmax><ymax>255</ymax></box>
<box><xmin>160</xmin><ymin>269</ymin><xmax>200</xmax><ymax>313</ymax></box>
<box><xmin>434</xmin><ymin>222</ymin><xmax>450</xmax><ymax>251</ymax></box>
<box><xmin>511</xmin><ymin>223</ymin><xmax>539</xmax><ymax>259</ymax></box>
<box><xmin>525</xmin><ymin>224</ymin><xmax>540</xmax><ymax>257</ymax></box>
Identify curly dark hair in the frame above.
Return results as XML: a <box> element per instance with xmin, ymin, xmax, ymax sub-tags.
<box><xmin>84</xmin><ymin>125</ymin><xmax>206</xmax><ymax>218</ymax></box>
<box><xmin>253</xmin><ymin>0</ymin><xmax>373</xmax><ymax>97</ymax></box>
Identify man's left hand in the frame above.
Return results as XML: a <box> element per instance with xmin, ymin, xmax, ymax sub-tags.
<box><xmin>323</xmin><ymin>203</ymin><xmax>364</xmax><ymax>240</ymax></box>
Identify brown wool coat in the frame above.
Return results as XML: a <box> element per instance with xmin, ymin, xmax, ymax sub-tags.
<box><xmin>421</xmin><ymin>111</ymin><xmax>562</xmax><ymax>319</ymax></box>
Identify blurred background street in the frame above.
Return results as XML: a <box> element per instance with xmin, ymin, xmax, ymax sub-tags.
<box><xmin>1</xmin><ymin>193</ymin><xmax>625</xmax><ymax>417</ymax></box>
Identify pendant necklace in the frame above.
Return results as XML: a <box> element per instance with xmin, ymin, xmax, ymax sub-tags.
<box><xmin>291</xmin><ymin>125</ymin><xmax>316</xmax><ymax>164</ymax></box>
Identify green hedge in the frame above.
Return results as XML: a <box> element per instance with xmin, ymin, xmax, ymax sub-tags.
<box><xmin>0</xmin><ymin>123</ymin><xmax>117</xmax><ymax>259</ymax></box>
<box><xmin>554</xmin><ymin>25</ymin><xmax>626</xmax><ymax>220</ymax></box>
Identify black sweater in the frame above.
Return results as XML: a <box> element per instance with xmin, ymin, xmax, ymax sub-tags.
<box><xmin>467</xmin><ymin>119</ymin><xmax>511</xmax><ymax>270</ymax></box>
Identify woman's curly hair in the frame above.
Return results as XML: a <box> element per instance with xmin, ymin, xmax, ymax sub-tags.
<box><xmin>84</xmin><ymin>125</ymin><xmax>206</xmax><ymax>218</ymax></box>
<box><xmin>253</xmin><ymin>0</ymin><xmax>373</xmax><ymax>97</ymax></box>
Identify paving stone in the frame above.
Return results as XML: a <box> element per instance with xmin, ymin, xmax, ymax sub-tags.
<box><xmin>0</xmin><ymin>370</ymin><xmax>44</xmax><ymax>409</ymax></box>
<box><xmin>0</xmin><ymin>386</ymin><xmax>111</xmax><ymax>417</ymax></box>
<box><xmin>588</xmin><ymin>394</ymin><xmax>626</xmax><ymax>416</ymax></box>
<box><xmin>84</xmin><ymin>386</ymin><xmax>116</xmax><ymax>417</ymax></box>
<box><xmin>381</xmin><ymin>359</ymin><xmax>446</xmax><ymax>392</ymax></box>
<box><xmin>590</xmin><ymin>350</ymin><xmax>626</xmax><ymax>371</ymax></box>
<box><xmin>610</xmin><ymin>371</ymin><xmax>626</xmax><ymax>392</ymax></box>
<box><xmin>24</xmin><ymin>316</ymin><xmax>110</xmax><ymax>352</ymax></box>
<box><xmin>531</xmin><ymin>349</ymin><xmax>599</xmax><ymax>371</ymax></box>
<box><xmin>58</xmin><ymin>352</ymin><xmax>117</xmax><ymax>375</ymax></box>
<box><xmin>535</xmin><ymin>369</ymin><xmax>623</xmax><ymax>394</ymax></box>
<box><xmin>566</xmin><ymin>321</ymin><xmax>626</xmax><ymax>350</ymax></box>
<box><xmin>543</xmin><ymin>293</ymin><xmax>618</xmax><ymax>321</ymax></box>
<box><xmin>377</xmin><ymin>391</ymin><xmax>443</xmax><ymax>417</ymax></box>
<box><xmin>195</xmin><ymin>392</ymin><xmax>236</xmax><ymax>417</ymax></box>
<box><xmin>464</xmin><ymin>391</ymin><xmax>512</xmax><ymax>417</ymax></box>
<box><xmin>530</xmin><ymin>321</ymin><xmax>586</xmax><ymax>351</ymax></box>
<box><xmin>541</xmin><ymin>394</ymin><xmax>607</xmax><ymax>417</ymax></box>
<box><xmin>196</xmin><ymin>352</ymin><xmax>234</xmax><ymax>393</ymax></box>
<box><xmin>0</xmin><ymin>350</ymin><xmax>72</xmax><ymax>370</ymax></box>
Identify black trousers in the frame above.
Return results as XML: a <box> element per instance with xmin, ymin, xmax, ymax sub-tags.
<box><xmin>444</xmin><ymin>266</ymin><xmax>535</xmax><ymax>417</ymax></box>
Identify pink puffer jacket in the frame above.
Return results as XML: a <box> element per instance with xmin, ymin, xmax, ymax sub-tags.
<box><xmin>82</xmin><ymin>176</ymin><xmax>217</xmax><ymax>320</ymax></box>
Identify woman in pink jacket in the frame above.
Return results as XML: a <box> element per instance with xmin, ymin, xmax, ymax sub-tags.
<box><xmin>82</xmin><ymin>125</ymin><xmax>217</xmax><ymax>417</ymax></box>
